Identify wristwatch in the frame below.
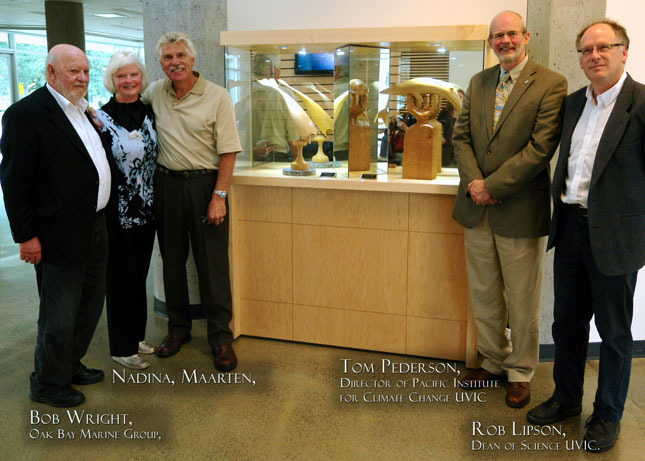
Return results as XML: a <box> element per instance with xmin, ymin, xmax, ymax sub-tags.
<box><xmin>212</xmin><ymin>189</ymin><xmax>228</xmax><ymax>199</ymax></box>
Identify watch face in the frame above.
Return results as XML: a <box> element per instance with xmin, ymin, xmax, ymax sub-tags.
<box><xmin>214</xmin><ymin>190</ymin><xmax>227</xmax><ymax>198</ymax></box>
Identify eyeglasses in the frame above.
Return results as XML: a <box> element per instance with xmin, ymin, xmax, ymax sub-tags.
<box><xmin>490</xmin><ymin>30</ymin><xmax>525</xmax><ymax>41</ymax></box>
<box><xmin>577</xmin><ymin>43</ymin><xmax>624</xmax><ymax>58</ymax></box>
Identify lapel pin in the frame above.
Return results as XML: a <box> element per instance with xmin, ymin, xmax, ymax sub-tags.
<box><xmin>525</xmin><ymin>80</ymin><xmax>529</xmax><ymax>84</ymax></box>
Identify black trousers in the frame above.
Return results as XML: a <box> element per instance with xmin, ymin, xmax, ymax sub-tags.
<box><xmin>154</xmin><ymin>169</ymin><xmax>233</xmax><ymax>347</ymax></box>
<box><xmin>32</xmin><ymin>214</ymin><xmax>107</xmax><ymax>390</ymax></box>
<box><xmin>552</xmin><ymin>205</ymin><xmax>636</xmax><ymax>422</ymax></box>
<box><xmin>105</xmin><ymin>222</ymin><xmax>155</xmax><ymax>356</ymax></box>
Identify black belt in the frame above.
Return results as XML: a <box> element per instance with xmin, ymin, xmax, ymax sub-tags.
<box><xmin>563</xmin><ymin>202</ymin><xmax>588</xmax><ymax>218</ymax></box>
<box><xmin>157</xmin><ymin>165</ymin><xmax>216</xmax><ymax>177</ymax></box>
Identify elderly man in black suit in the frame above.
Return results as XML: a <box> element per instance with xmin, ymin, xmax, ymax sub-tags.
<box><xmin>527</xmin><ymin>20</ymin><xmax>645</xmax><ymax>453</ymax></box>
<box><xmin>1</xmin><ymin>44</ymin><xmax>114</xmax><ymax>407</ymax></box>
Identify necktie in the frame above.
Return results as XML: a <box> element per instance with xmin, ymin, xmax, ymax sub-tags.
<box><xmin>493</xmin><ymin>72</ymin><xmax>511</xmax><ymax>129</ymax></box>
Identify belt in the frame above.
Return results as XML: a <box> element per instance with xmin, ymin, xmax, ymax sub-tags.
<box><xmin>563</xmin><ymin>202</ymin><xmax>588</xmax><ymax>218</ymax></box>
<box><xmin>157</xmin><ymin>165</ymin><xmax>216</xmax><ymax>177</ymax></box>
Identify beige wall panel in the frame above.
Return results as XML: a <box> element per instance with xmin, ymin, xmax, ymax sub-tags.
<box><xmin>292</xmin><ymin>189</ymin><xmax>408</xmax><ymax>230</ymax></box>
<box><xmin>238</xmin><ymin>299</ymin><xmax>292</xmax><ymax>340</ymax></box>
<box><xmin>409</xmin><ymin>193</ymin><xmax>462</xmax><ymax>234</ymax></box>
<box><xmin>293</xmin><ymin>225</ymin><xmax>407</xmax><ymax>314</ymax></box>
<box><xmin>406</xmin><ymin>317</ymin><xmax>467</xmax><ymax>361</ymax></box>
<box><xmin>232</xmin><ymin>185</ymin><xmax>292</xmax><ymax>223</ymax></box>
<box><xmin>407</xmin><ymin>232</ymin><xmax>468</xmax><ymax>321</ymax></box>
<box><xmin>238</xmin><ymin>221</ymin><xmax>292</xmax><ymax>303</ymax></box>
<box><xmin>293</xmin><ymin>304</ymin><xmax>406</xmax><ymax>354</ymax></box>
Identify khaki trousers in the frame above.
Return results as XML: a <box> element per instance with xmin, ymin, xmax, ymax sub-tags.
<box><xmin>464</xmin><ymin>211</ymin><xmax>544</xmax><ymax>382</ymax></box>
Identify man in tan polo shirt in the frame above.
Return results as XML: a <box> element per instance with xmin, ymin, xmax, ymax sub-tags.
<box><xmin>142</xmin><ymin>32</ymin><xmax>241</xmax><ymax>371</ymax></box>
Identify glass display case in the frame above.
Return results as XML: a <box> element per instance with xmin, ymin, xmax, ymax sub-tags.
<box><xmin>223</xmin><ymin>27</ymin><xmax>487</xmax><ymax>179</ymax></box>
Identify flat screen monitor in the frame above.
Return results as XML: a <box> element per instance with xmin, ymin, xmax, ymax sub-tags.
<box><xmin>294</xmin><ymin>53</ymin><xmax>334</xmax><ymax>76</ymax></box>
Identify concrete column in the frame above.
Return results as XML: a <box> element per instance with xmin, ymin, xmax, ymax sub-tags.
<box><xmin>44</xmin><ymin>0</ymin><xmax>85</xmax><ymax>51</ymax></box>
<box><xmin>142</xmin><ymin>0</ymin><xmax>229</xmax><ymax>317</ymax></box>
<box><xmin>526</xmin><ymin>0</ymin><xmax>606</xmax><ymax>345</ymax></box>
<box><xmin>142</xmin><ymin>0</ymin><xmax>228</xmax><ymax>85</ymax></box>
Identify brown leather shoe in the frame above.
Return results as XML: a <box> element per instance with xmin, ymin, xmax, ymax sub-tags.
<box><xmin>156</xmin><ymin>333</ymin><xmax>191</xmax><ymax>358</ymax></box>
<box><xmin>213</xmin><ymin>344</ymin><xmax>237</xmax><ymax>372</ymax></box>
<box><xmin>458</xmin><ymin>368</ymin><xmax>504</xmax><ymax>389</ymax></box>
<box><xmin>506</xmin><ymin>382</ymin><xmax>530</xmax><ymax>408</ymax></box>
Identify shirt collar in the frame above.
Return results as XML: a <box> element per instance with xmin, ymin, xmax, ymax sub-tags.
<box><xmin>46</xmin><ymin>83</ymin><xmax>88</xmax><ymax>111</ymax></box>
<box><xmin>163</xmin><ymin>71</ymin><xmax>205</xmax><ymax>98</ymax></box>
<box><xmin>586</xmin><ymin>71</ymin><xmax>627</xmax><ymax>108</ymax></box>
<box><xmin>500</xmin><ymin>55</ymin><xmax>529</xmax><ymax>84</ymax></box>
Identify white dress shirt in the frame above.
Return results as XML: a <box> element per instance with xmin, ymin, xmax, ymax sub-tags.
<box><xmin>562</xmin><ymin>71</ymin><xmax>627</xmax><ymax>208</ymax></box>
<box><xmin>46</xmin><ymin>83</ymin><xmax>111</xmax><ymax>210</ymax></box>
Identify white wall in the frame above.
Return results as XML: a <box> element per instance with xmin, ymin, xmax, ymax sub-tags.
<box><xmin>607</xmin><ymin>0</ymin><xmax>645</xmax><ymax>82</ymax></box>
<box><xmin>227</xmin><ymin>0</ymin><xmax>527</xmax><ymax>30</ymax></box>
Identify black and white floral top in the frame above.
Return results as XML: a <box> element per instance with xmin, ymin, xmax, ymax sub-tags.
<box><xmin>97</xmin><ymin>97</ymin><xmax>158</xmax><ymax>229</ymax></box>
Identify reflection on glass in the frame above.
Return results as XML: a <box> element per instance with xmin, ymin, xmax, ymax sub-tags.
<box><xmin>232</xmin><ymin>49</ymin><xmax>336</xmax><ymax>169</ymax></box>
<box><xmin>0</xmin><ymin>55</ymin><xmax>11</xmax><ymax>139</ymax></box>
<box><xmin>226</xmin><ymin>40</ymin><xmax>483</xmax><ymax>176</ymax></box>
<box><xmin>16</xmin><ymin>53</ymin><xmax>46</xmax><ymax>100</ymax></box>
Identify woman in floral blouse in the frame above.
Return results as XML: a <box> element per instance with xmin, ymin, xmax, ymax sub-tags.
<box><xmin>97</xmin><ymin>51</ymin><xmax>158</xmax><ymax>369</ymax></box>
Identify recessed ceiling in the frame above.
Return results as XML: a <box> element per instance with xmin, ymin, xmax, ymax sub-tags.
<box><xmin>0</xmin><ymin>0</ymin><xmax>143</xmax><ymax>41</ymax></box>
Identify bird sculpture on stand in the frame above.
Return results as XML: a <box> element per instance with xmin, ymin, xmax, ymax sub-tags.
<box><xmin>256</xmin><ymin>78</ymin><xmax>317</xmax><ymax>173</ymax></box>
<box><xmin>381</xmin><ymin>78</ymin><xmax>462</xmax><ymax>180</ymax></box>
<box><xmin>278</xmin><ymin>79</ymin><xmax>333</xmax><ymax>164</ymax></box>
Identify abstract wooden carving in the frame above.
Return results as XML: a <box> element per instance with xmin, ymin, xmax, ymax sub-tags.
<box><xmin>290</xmin><ymin>139</ymin><xmax>309</xmax><ymax>170</ymax></box>
<box><xmin>348</xmin><ymin>79</ymin><xmax>370</xmax><ymax>172</ymax></box>
<box><xmin>381</xmin><ymin>78</ymin><xmax>463</xmax><ymax>180</ymax></box>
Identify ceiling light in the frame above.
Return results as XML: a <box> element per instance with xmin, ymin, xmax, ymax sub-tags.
<box><xmin>93</xmin><ymin>13</ymin><xmax>127</xmax><ymax>18</ymax></box>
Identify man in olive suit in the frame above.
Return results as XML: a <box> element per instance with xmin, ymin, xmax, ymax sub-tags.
<box><xmin>452</xmin><ymin>11</ymin><xmax>567</xmax><ymax>408</ymax></box>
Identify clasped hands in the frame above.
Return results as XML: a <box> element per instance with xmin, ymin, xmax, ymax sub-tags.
<box><xmin>468</xmin><ymin>179</ymin><xmax>501</xmax><ymax>206</ymax></box>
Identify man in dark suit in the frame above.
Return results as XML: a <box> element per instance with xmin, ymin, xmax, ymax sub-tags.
<box><xmin>527</xmin><ymin>20</ymin><xmax>644</xmax><ymax>453</ymax></box>
<box><xmin>1</xmin><ymin>44</ymin><xmax>113</xmax><ymax>407</ymax></box>
<box><xmin>452</xmin><ymin>11</ymin><xmax>567</xmax><ymax>408</ymax></box>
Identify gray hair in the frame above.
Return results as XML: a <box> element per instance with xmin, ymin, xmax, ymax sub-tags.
<box><xmin>576</xmin><ymin>18</ymin><xmax>630</xmax><ymax>50</ymax></box>
<box><xmin>103</xmin><ymin>51</ymin><xmax>148</xmax><ymax>94</ymax></box>
<box><xmin>155</xmin><ymin>32</ymin><xmax>196</xmax><ymax>60</ymax></box>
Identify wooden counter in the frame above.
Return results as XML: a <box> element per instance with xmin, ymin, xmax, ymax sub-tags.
<box><xmin>229</xmin><ymin>164</ymin><xmax>477</xmax><ymax>367</ymax></box>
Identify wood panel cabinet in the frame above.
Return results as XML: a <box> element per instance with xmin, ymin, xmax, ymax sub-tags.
<box><xmin>229</xmin><ymin>176</ymin><xmax>477</xmax><ymax>366</ymax></box>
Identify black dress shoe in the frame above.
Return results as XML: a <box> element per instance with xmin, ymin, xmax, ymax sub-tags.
<box><xmin>29</xmin><ymin>385</ymin><xmax>85</xmax><ymax>407</ymax></box>
<box><xmin>213</xmin><ymin>344</ymin><xmax>237</xmax><ymax>372</ymax></box>
<box><xmin>71</xmin><ymin>364</ymin><xmax>105</xmax><ymax>385</ymax></box>
<box><xmin>583</xmin><ymin>414</ymin><xmax>620</xmax><ymax>452</ymax></box>
<box><xmin>527</xmin><ymin>397</ymin><xmax>582</xmax><ymax>425</ymax></box>
<box><xmin>157</xmin><ymin>333</ymin><xmax>191</xmax><ymax>358</ymax></box>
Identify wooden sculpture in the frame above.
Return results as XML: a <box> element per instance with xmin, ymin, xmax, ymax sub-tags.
<box><xmin>348</xmin><ymin>79</ymin><xmax>370</xmax><ymax>171</ymax></box>
<box><xmin>278</xmin><ymin>79</ymin><xmax>333</xmax><ymax>164</ymax></box>
<box><xmin>312</xmin><ymin>134</ymin><xmax>328</xmax><ymax>163</ymax></box>
<box><xmin>290</xmin><ymin>139</ymin><xmax>309</xmax><ymax>170</ymax></box>
<box><xmin>381</xmin><ymin>78</ymin><xmax>462</xmax><ymax>180</ymax></box>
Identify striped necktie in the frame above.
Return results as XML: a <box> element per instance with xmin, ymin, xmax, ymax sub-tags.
<box><xmin>493</xmin><ymin>72</ymin><xmax>511</xmax><ymax>129</ymax></box>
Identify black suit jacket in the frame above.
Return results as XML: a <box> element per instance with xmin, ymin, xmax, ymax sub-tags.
<box><xmin>548</xmin><ymin>74</ymin><xmax>645</xmax><ymax>276</ymax></box>
<box><xmin>0</xmin><ymin>85</ymin><xmax>116</xmax><ymax>265</ymax></box>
